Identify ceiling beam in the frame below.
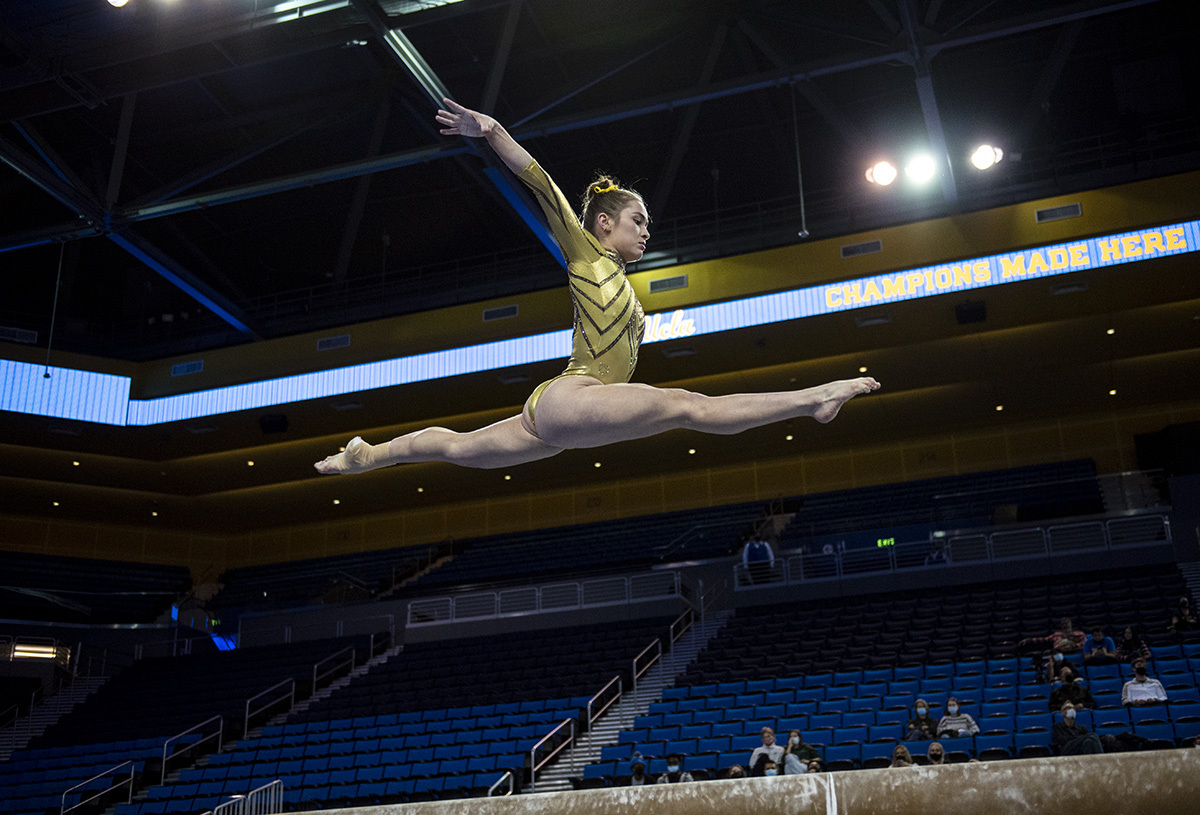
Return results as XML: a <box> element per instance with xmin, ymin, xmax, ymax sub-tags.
<box><xmin>105</xmin><ymin>93</ymin><xmax>137</xmax><ymax>209</ymax></box>
<box><xmin>897</xmin><ymin>0</ymin><xmax>958</xmax><ymax>205</ymax></box>
<box><xmin>736</xmin><ymin>18</ymin><xmax>863</xmax><ymax>145</ymax></box>
<box><xmin>56</xmin><ymin>0</ymin><xmax>1155</xmax><ymax>233</ymax></box>
<box><xmin>0</xmin><ymin>132</ymin><xmax>258</xmax><ymax>338</ymax></box>
<box><xmin>331</xmin><ymin>99</ymin><xmax>391</xmax><ymax>284</ymax></box>
<box><xmin>1016</xmin><ymin>20</ymin><xmax>1084</xmax><ymax>144</ymax></box>
<box><xmin>481</xmin><ymin>0</ymin><xmax>523</xmax><ymax>115</ymax></box>
<box><xmin>653</xmin><ymin>24</ymin><xmax>729</xmax><ymax>218</ymax></box>
<box><xmin>349</xmin><ymin>0</ymin><xmax>564</xmax><ymax>267</ymax></box>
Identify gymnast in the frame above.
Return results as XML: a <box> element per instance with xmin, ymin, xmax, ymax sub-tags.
<box><xmin>314</xmin><ymin>99</ymin><xmax>880</xmax><ymax>475</ymax></box>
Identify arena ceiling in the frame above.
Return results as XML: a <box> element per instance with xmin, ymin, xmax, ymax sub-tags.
<box><xmin>0</xmin><ymin>0</ymin><xmax>1198</xmax><ymax>536</ymax></box>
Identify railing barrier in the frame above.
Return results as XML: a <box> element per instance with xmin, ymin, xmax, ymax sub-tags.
<box><xmin>162</xmin><ymin>715</ymin><xmax>223</xmax><ymax>785</ymax></box>
<box><xmin>313</xmin><ymin>646</ymin><xmax>355</xmax><ymax>693</ymax></box>
<box><xmin>244</xmin><ymin>679</ymin><xmax>294</xmax><ymax>740</ymax></box>
<box><xmin>61</xmin><ymin>760</ymin><xmax>133</xmax><ymax>815</ymax></box>
<box><xmin>587</xmin><ymin>675</ymin><xmax>622</xmax><ymax>729</ymax></box>
<box><xmin>488</xmin><ymin>770</ymin><xmax>515</xmax><ymax>797</ymax></box>
<box><xmin>209</xmin><ymin>779</ymin><xmax>283</xmax><ymax>815</ymax></box>
<box><xmin>529</xmin><ymin>718</ymin><xmax>575</xmax><ymax>792</ymax></box>
<box><xmin>632</xmin><ymin>639</ymin><xmax>662</xmax><ymax>694</ymax></box>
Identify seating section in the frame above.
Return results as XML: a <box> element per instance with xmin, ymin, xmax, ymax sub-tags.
<box><xmin>409</xmin><ymin>503</ymin><xmax>763</xmax><ymax>590</ymax></box>
<box><xmin>576</xmin><ymin>564</ymin><xmax>1200</xmax><ymax>785</ymax></box>
<box><xmin>0</xmin><ymin>551</ymin><xmax>190</xmax><ymax>623</ymax></box>
<box><xmin>1</xmin><ymin>737</ymin><xmax>199</xmax><ymax>815</ymax></box>
<box><xmin>684</xmin><ymin>566</ymin><xmax>1185</xmax><ymax>682</ymax></box>
<box><xmin>299</xmin><ymin>618</ymin><xmax>673</xmax><ymax>720</ymax></box>
<box><xmin>28</xmin><ymin>636</ymin><xmax>374</xmax><ymax>751</ymax></box>
<box><xmin>778</xmin><ymin>459</ymin><xmax>1102</xmax><ymax>544</ymax></box>
<box><xmin>107</xmin><ymin>617</ymin><xmax>674</xmax><ymax>813</ymax></box>
<box><xmin>209</xmin><ymin>545</ymin><xmax>440</xmax><ymax>629</ymax></box>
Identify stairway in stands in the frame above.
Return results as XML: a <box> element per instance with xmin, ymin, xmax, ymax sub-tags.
<box><xmin>1178</xmin><ymin>562</ymin><xmax>1200</xmax><ymax>606</ymax></box>
<box><xmin>529</xmin><ymin>609</ymin><xmax>734</xmax><ymax>793</ymax></box>
<box><xmin>0</xmin><ymin>675</ymin><xmax>109</xmax><ymax>762</ymax></box>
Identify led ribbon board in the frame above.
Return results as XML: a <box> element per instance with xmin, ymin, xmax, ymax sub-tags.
<box><xmin>3</xmin><ymin>220</ymin><xmax>1197</xmax><ymax>426</ymax></box>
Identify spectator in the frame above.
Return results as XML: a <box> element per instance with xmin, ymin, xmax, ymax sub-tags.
<box><xmin>741</xmin><ymin>535</ymin><xmax>775</xmax><ymax>583</ymax></box>
<box><xmin>1052</xmin><ymin>702</ymin><xmax>1104</xmax><ymax>755</ymax></box>
<box><xmin>761</xmin><ymin>759</ymin><xmax>780</xmax><ymax>777</ymax></box>
<box><xmin>782</xmin><ymin>730</ymin><xmax>821</xmax><ymax>774</ymax></box>
<box><xmin>1122</xmin><ymin>657</ymin><xmax>1168</xmax><ymax>707</ymax></box>
<box><xmin>890</xmin><ymin>744</ymin><xmax>915</xmax><ymax>768</ymax></box>
<box><xmin>924</xmin><ymin>540</ymin><xmax>948</xmax><ymax>566</ymax></box>
<box><xmin>1021</xmin><ymin>617</ymin><xmax>1085</xmax><ymax>681</ymax></box>
<box><xmin>1048</xmin><ymin>664</ymin><xmax>1095</xmax><ymax>712</ymax></box>
<box><xmin>624</xmin><ymin>758</ymin><xmax>649</xmax><ymax>786</ymax></box>
<box><xmin>926</xmin><ymin>742</ymin><xmax>945</xmax><ymax>766</ymax></box>
<box><xmin>936</xmin><ymin>696</ymin><xmax>980</xmax><ymax>739</ymax></box>
<box><xmin>806</xmin><ymin>758</ymin><xmax>825</xmax><ymax>774</ymax></box>
<box><xmin>903</xmin><ymin>698</ymin><xmax>938</xmax><ymax>742</ymax></box>
<box><xmin>1171</xmin><ymin>596</ymin><xmax>1199</xmax><ymax>634</ymax></box>
<box><xmin>1083</xmin><ymin>625</ymin><xmax>1118</xmax><ymax>666</ymax></box>
<box><xmin>724</xmin><ymin>764</ymin><xmax>747</xmax><ymax>780</ymax></box>
<box><xmin>748</xmin><ymin>726</ymin><xmax>785</xmax><ymax>775</ymax></box>
<box><xmin>656</xmin><ymin>753</ymin><xmax>693</xmax><ymax>784</ymax></box>
<box><xmin>1116</xmin><ymin>625</ymin><xmax>1150</xmax><ymax>664</ymax></box>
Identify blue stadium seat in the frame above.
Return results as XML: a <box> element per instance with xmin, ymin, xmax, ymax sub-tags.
<box><xmin>825</xmin><ymin>744</ymin><xmax>861</xmax><ymax>764</ymax></box>
<box><xmin>975</xmin><ymin>732</ymin><xmax>1015</xmax><ymax>754</ymax></box>
<box><xmin>697</xmin><ymin>736</ymin><xmax>731</xmax><ymax>754</ymax></box>
<box><xmin>1092</xmin><ymin>708</ymin><xmax>1130</xmax><ymax>727</ymax></box>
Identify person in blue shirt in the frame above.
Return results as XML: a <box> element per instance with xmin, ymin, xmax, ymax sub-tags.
<box><xmin>1082</xmin><ymin>625</ymin><xmax>1118</xmax><ymax>666</ymax></box>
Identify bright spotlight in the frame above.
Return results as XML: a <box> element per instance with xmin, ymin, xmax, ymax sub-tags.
<box><xmin>905</xmin><ymin>154</ymin><xmax>936</xmax><ymax>183</ymax></box>
<box><xmin>971</xmin><ymin>144</ymin><xmax>1004</xmax><ymax>170</ymax></box>
<box><xmin>865</xmin><ymin>161</ymin><xmax>897</xmax><ymax>186</ymax></box>
<box><xmin>108</xmin><ymin>0</ymin><xmax>130</xmax><ymax>7</ymax></box>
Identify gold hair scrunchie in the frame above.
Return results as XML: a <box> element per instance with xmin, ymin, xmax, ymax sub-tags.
<box><xmin>593</xmin><ymin>183</ymin><xmax>619</xmax><ymax>194</ymax></box>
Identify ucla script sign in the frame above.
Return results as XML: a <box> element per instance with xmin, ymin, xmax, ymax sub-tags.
<box><xmin>3</xmin><ymin>220</ymin><xmax>1198</xmax><ymax>425</ymax></box>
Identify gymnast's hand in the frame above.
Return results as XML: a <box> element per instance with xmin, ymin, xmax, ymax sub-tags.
<box><xmin>436</xmin><ymin>98</ymin><xmax>495</xmax><ymax>138</ymax></box>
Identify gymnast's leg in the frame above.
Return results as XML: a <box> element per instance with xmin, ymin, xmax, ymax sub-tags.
<box><xmin>528</xmin><ymin>376</ymin><xmax>880</xmax><ymax>450</ymax></box>
<box><xmin>314</xmin><ymin>415</ymin><xmax>562</xmax><ymax>474</ymax></box>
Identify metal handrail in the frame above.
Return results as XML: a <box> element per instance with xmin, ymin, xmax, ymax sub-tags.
<box><xmin>529</xmin><ymin>718</ymin><xmax>575</xmax><ymax>791</ymax></box>
<box><xmin>62</xmin><ymin>761</ymin><xmax>133</xmax><ymax>815</ymax></box>
<box><xmin>670</xmin><ymin>607</ymin><xmax>694</xmax><ymax>647</ymax></box>
<box><xmin>587</xmin><ymin>675</ymin><xmax>622</xmax><ymax>728</ymax></box>
<box><xmin>211</xmin><ymin>779</ymin><xmax>283</xmax><ymax>815</ymax></box>
<box><xmin>632</xmin><ymin>639</ymin><xmax>662</xmax><ymax>693</ymax></box>
<box><xmin>488</xmin><ymin>770</ymin><xmax>515</xmax><ymax>797</ymax></box>
<box><xmin>244</xmin><ymin>679</ymin><xmax>294</xmax><ymax>738</ymax></box>
<box><xmin>313</xmin><ymin>646</ymin><xmax>355</xmax><ymax>692</ymax></box>
<box><xmin>162</xmin><ymin>715</ymin><xmax>223</xmax><ymax>784</ymax></box>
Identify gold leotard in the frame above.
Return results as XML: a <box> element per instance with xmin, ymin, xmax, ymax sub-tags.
<box><xmin>518</xmin><ymin>160</ymin><xmax>645</xmax><ymax>435</ymax></box>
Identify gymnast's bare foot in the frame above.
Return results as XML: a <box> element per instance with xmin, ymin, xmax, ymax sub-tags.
<box><xmin>810</xmin><ymin>377</ymin><xmax>881</xmax><ymax>424</ymax></box>
<box><xmin>314</xmin><ymin>436</ymin><xmax>392</xmax><ymax>475</ymax></box>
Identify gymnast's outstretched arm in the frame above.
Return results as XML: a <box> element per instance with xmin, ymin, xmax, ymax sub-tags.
<box><xmin>436</xmin><ymin>98</ymin><xmax>531</xmax><ymax>174</ymax></box>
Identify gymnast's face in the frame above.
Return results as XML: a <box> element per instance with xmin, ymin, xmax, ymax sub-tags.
<box><xmin>597</xmin><ymin>201</ymin><xmax>650</xmax><ymax>263</ymax></box>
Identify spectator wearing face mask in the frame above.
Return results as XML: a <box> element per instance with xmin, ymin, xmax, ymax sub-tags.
<box><xmin>926</xmin><ymin>741</ymin><xmax>946</xmax><ymax>765</ymax></box>
<box><xmin>655</xmin><ymin>753</ymin><xmax>693</xmax><ymax>784</ymax></box>
<box><xmin>1048</xmin><ymin>664</ymin><xmax>1095</xmax><ymax>712</ymax></box>
<box><xmin>806</xmin><ymin>758</ymin><xmax>825</xmax><ymax>774</ymax></box>
<box><xmin>761</xmin><ymin>760</ymin><xmax>781</xmax><ymax>777</ymax></box>
<box><xmin>1122</xmin><ymin>658</ymin><xmax>1168</xmax><ymax>706</ymax></box>
<box><xmin>1052</xmin><ymin>702</ymin><xmax>1104</xmax><ymax>755</ymax></box>
<box><xmin>623</xmin><ymin>758</ymin><xmax>649</xmax><ymax>786</ymax></box>
<box><xmin>890</xmin><ymin>744</ymin><xmax>915</xmax><ymax>767</ymax></box>
<box><xmin>903</xmin><ymin>698</ymin><xmax>938</xmax><ymax>742</ymax></box>
<box><xmin>1020</xmin><ymin>617</ymin><xmax>1085</xmax><ymax>682</ymax></box>
<box><xmin>723</xmin><ymin>764</ymin><xmax>747</xmax><ymax>780</ymax></box>
<box><xmin>749</xmin><ymin>726</ymin><xmax>785</xmax><ymax>775</ymax></box>
<box><xmin>782</xmin><ymin>729</ymin><xmax>822</xmax><ymax>774</ymax></box>
<box><xmin>936</xmin><ymin>697</ymin><xmax>979</xmax><ymax>739</ymax></box>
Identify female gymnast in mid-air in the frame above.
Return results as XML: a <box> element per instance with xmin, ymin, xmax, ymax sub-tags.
<box><xmin>314</xmin><ymin>99</ymin><xmax>880</xmax><ymax>476</ymax></box>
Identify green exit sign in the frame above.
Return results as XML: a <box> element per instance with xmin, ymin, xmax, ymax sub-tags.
<box><xmin>876</xmin><ymin>537</ymin><xmax>896</xmax><ymax>548</ymax></box>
